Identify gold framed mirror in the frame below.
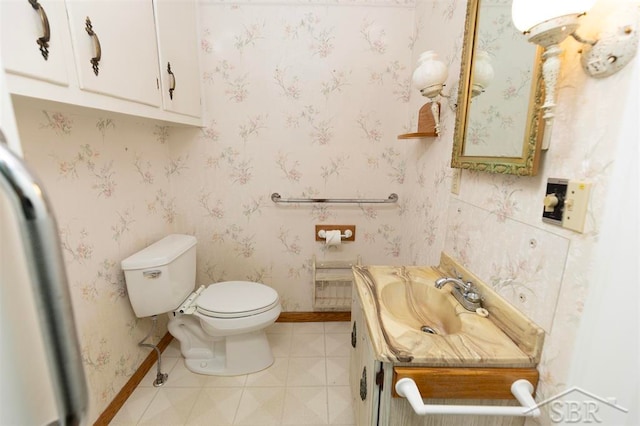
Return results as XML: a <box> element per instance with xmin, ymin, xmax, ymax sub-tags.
<box><xmin>452</xmin><ymin>0</ymin><xmax>545</xmax><ymax>176</ymax></box>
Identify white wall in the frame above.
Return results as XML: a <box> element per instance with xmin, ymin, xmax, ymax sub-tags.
<box><xmin>563</xmin><ymin>42</ymin><xmax>639</xmax><ymax>425</ymax></box>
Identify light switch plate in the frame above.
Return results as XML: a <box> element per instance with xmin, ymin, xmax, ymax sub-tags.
<box><xmin>562</xmin><ymin>180</ymin><xmax>592</xmax><ymax>233</ymax></box>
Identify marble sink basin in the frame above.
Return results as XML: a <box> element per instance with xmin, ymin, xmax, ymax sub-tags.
<box><xmin>352</xmin><ymin>263</ymin><xmax>544</xmax><ymax>367</ymax></box>
<box><xmin>379</xmin><ymin>279</ymin><xmax>462</xmax><ymax>335</ymax></box>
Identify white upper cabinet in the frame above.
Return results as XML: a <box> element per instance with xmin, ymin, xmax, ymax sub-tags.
<box><xmin>0</xmin><ymin>0</ymin><xmax>202</xmax><ymax>126</ymax></box>
<box><xmin>154</xmin><ymin>0</ymin><xmax>201</xmax><ymax>118</ymax></box>
<box><xmin>65</xmin><ymin>0</ymin><xmax>161</xmax><ymax>107</ymax></box>
<box><xmin>1</xmin><ymin>0</ymin><xmax>73</xmax><ymax>86</ymax></box>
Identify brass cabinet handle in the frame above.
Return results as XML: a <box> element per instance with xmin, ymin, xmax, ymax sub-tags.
<box><xmin>167</xmin><ymin>62</ymin><xmax>176</xmax><ymax>99</ymax></box>
<box><xmin>84</xmin><ymin>17</ymin><xmax>101</xmax><ymax>76</ymax></box>
<box><xmin>28</xmin><ymin>0</ymin><xmax>51</xmax><ymax>60</ymax></box>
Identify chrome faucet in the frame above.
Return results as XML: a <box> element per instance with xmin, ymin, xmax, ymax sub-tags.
<box><xmin>434</xmin><ymin>277</ymin><xmax>482</xmax><ymax>311</ymax></box>
<box><xmin>435</xmin><ymin>277</ymin><xmax>471</xmax><ymax>291</ymax></box>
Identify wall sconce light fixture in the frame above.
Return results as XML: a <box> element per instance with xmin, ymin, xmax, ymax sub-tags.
<box><xmin>412</xmin><ymin>50</ymin><xmax>494</xmax><ymax>136</ymax></box>
<box><xmin>512</xmin><ymin>0</ymin><xmax>639</xmax><ymax>149</ymax></box>
<box><xmin>471</xmin><ymin>50</ymin><xmax>495</xmax><ymax>98</ymax></box>
<box><xmin>412</xmin><ymin>51</ymin><xmax>448</xmax><ymax>136</ymax></box>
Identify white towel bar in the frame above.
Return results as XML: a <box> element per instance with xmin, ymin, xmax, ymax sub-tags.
<box><xmin>395</xmin><ymin>378</ymin><xmax>540</xmax><ymax>417</ymax></box>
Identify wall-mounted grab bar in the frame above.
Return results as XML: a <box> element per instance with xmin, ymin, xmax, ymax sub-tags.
<box><xmin>395</xmin><ymin>378</ymin><xmax>540</xmax><ymax>417</ymax></box>
<box><xmin>271</xmin><ymin>192</ymin><xmax>398</xmax><ymax>204</ymax></box>
<box><xmin>0</xmin><ymin>135</ymin><xmax>88</xmax><ymax>426</ymax></box>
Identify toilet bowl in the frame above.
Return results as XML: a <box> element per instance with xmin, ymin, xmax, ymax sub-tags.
<box><xmin>168</xmin><ymin>281</ymin><xmax>281</xmax><ymax>375</ymax></box>
<box><xmin>121</xmin><ymin>234</ymin><xmax>281</xmax><ymax>376</ymax></box>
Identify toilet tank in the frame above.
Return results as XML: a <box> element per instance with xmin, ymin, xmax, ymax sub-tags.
<box><xmin>121</xmin><ymin>234</ymin><xmax>197</xmax><ymax>318</ymax></box>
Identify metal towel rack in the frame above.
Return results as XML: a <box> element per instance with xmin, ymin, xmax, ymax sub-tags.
<box><xmin>271</xmin><ymin>192</ymin><xmax>398</xmax><ymax>204</ymax></box>
<box><xmin>0</xmin><ymin>135</ymin><xmax>88</xmax><ymax>425</ymax></box>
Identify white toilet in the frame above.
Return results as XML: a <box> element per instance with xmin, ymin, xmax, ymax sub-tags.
<box><xmin>121</xmin><ymin>234</ymin><xmax>281</xmax><ymax>376</ymax></box>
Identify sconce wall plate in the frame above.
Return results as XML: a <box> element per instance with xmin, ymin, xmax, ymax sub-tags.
<box><xmin>580</xmin><ymin>21</ymin><xmax>638</xmax><ymax>78</ymax></box>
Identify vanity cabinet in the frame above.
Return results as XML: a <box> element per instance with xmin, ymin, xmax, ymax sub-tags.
<box><xmin>349</xmin><ymin>277</ymin><xmax>537</xmax><ymax>426</ymax></box>
<box><xmin>0</xmin><ymin>0</ymin><xmax>202</xmax><ymax>126</ymax></box>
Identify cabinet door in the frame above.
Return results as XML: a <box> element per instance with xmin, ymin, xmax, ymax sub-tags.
<box><xmin>350</xmin><ymin>293</ymin><xmax>380</xmax><ymax>425</ymax></box>
<box><xmin>65</xmin><ymin>0</ymin><xmax>160</xmax><ymax>106</ymax></box>
<box><xmin>154</xmin><ymin>0</ymin><xmax>201</xmax><ymax>118</ymax></box>
<box><xmin>350</xmin><ymin>295</ymin><xmax>363</xmax><ymax>405</ymax></box>
<box><xmin>1</xmin><ymin>0</ymin><xmax>72</xmax><ymax>86</ymax></box>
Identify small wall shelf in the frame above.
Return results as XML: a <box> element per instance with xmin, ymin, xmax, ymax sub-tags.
<box><xmin>397</xmin><ymin>102</ymin><xmax>438</xmax><ymax>139</ymax></box>
<box><xmin>312</xmin><ymin>255</ymin><xmax>360</xmax><ymax>311</ymax></box>
<box><xmin>397</xmin><ymin>131</ymin><xmax>436</xmax><ymax>139</ymax></box>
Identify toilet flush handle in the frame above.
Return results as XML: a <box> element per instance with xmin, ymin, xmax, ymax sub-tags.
<box><xmin>144</xmin><ymin>270</ymin><xmax>162</xmax><ymax>279</ymax></box>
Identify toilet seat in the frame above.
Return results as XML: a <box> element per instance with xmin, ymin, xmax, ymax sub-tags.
<box><xmin>196</xmin><ymin>281</ymin><xmax>279</xmax><ymax>319</ymax></box>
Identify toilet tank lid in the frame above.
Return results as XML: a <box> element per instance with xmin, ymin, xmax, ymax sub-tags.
<box><xmin>121</xmin><ymin>234</ymin><xmax>197</xmax><ymax>270</ymax></box>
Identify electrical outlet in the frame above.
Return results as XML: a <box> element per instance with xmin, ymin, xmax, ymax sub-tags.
<box><xmin>451</xmin><ymin>169</ymin><xmax>461</xmax><ymax>195</ymax></box>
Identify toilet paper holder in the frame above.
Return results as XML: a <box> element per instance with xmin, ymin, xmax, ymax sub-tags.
<box><xmin>315</xmin><ymin>225</ymin><xmax>356</xmax><ymax>242</ymax></box>
<box><xmin>318</xmin><ymin>229</ymin><xmax>352</xmax><ymax>239</ymax></box>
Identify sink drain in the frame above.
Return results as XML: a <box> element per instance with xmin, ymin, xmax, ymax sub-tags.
<box><xmin>420</xmin><ymin>325</ymin><xmax>437</xmax><ymax>335</ymax></box>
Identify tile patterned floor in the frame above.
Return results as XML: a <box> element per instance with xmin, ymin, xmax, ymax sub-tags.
<box><xmin>111</xmin><ymin>322</ymin><xmax>355</xmax><ymax>425</ymax></box>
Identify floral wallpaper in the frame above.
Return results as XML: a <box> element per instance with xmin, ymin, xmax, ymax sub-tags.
<box><xmin>11</xmin><ymin>0</ymin><xmax>638</xmax><ymax>423</ymax></box>
<box><xmin>15</xmin><ymin>97</ymin><xmax>176</xmax><ymax>422</ymax></box>
<box><xmin>169</xmin><ymin>1</ymin><xmax>420</xmax><ymax>312</ymax></box>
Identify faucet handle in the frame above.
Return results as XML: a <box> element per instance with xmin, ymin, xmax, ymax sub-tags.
<box><xmin>464</xmin><ymin>290</ymin><xmax>482</xmax><ymax>304</ymax></box>
<box><xmin>460</xmin><ymin>280</ymin><xmax>475</xmax><ymax>292</ymax></box>
<box><xmin>451</xmin><ymin>268</ymin><xmax>464</xmax><ymax>281</ymax></box>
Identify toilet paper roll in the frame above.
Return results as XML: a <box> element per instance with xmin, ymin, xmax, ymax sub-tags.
<box><xmin>325</xmin><ymin>230</ymin><xmax>342</xmax><ymax>246</ymax></box>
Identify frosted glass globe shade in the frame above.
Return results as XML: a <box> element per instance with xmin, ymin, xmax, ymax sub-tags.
<box><xmin>412</xmin><ymin>51</ymin><xmax>448</xmax><ymax>95</ymax></box>
<box><xmin>473</xmin><ymin>51</ymin><xmax>494</xmax><ymax>90</ymax></box>
<box><xmin>511</xmin><ymin>0</ymin><xmax>596</xmax><ymax>32</ymax></box>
